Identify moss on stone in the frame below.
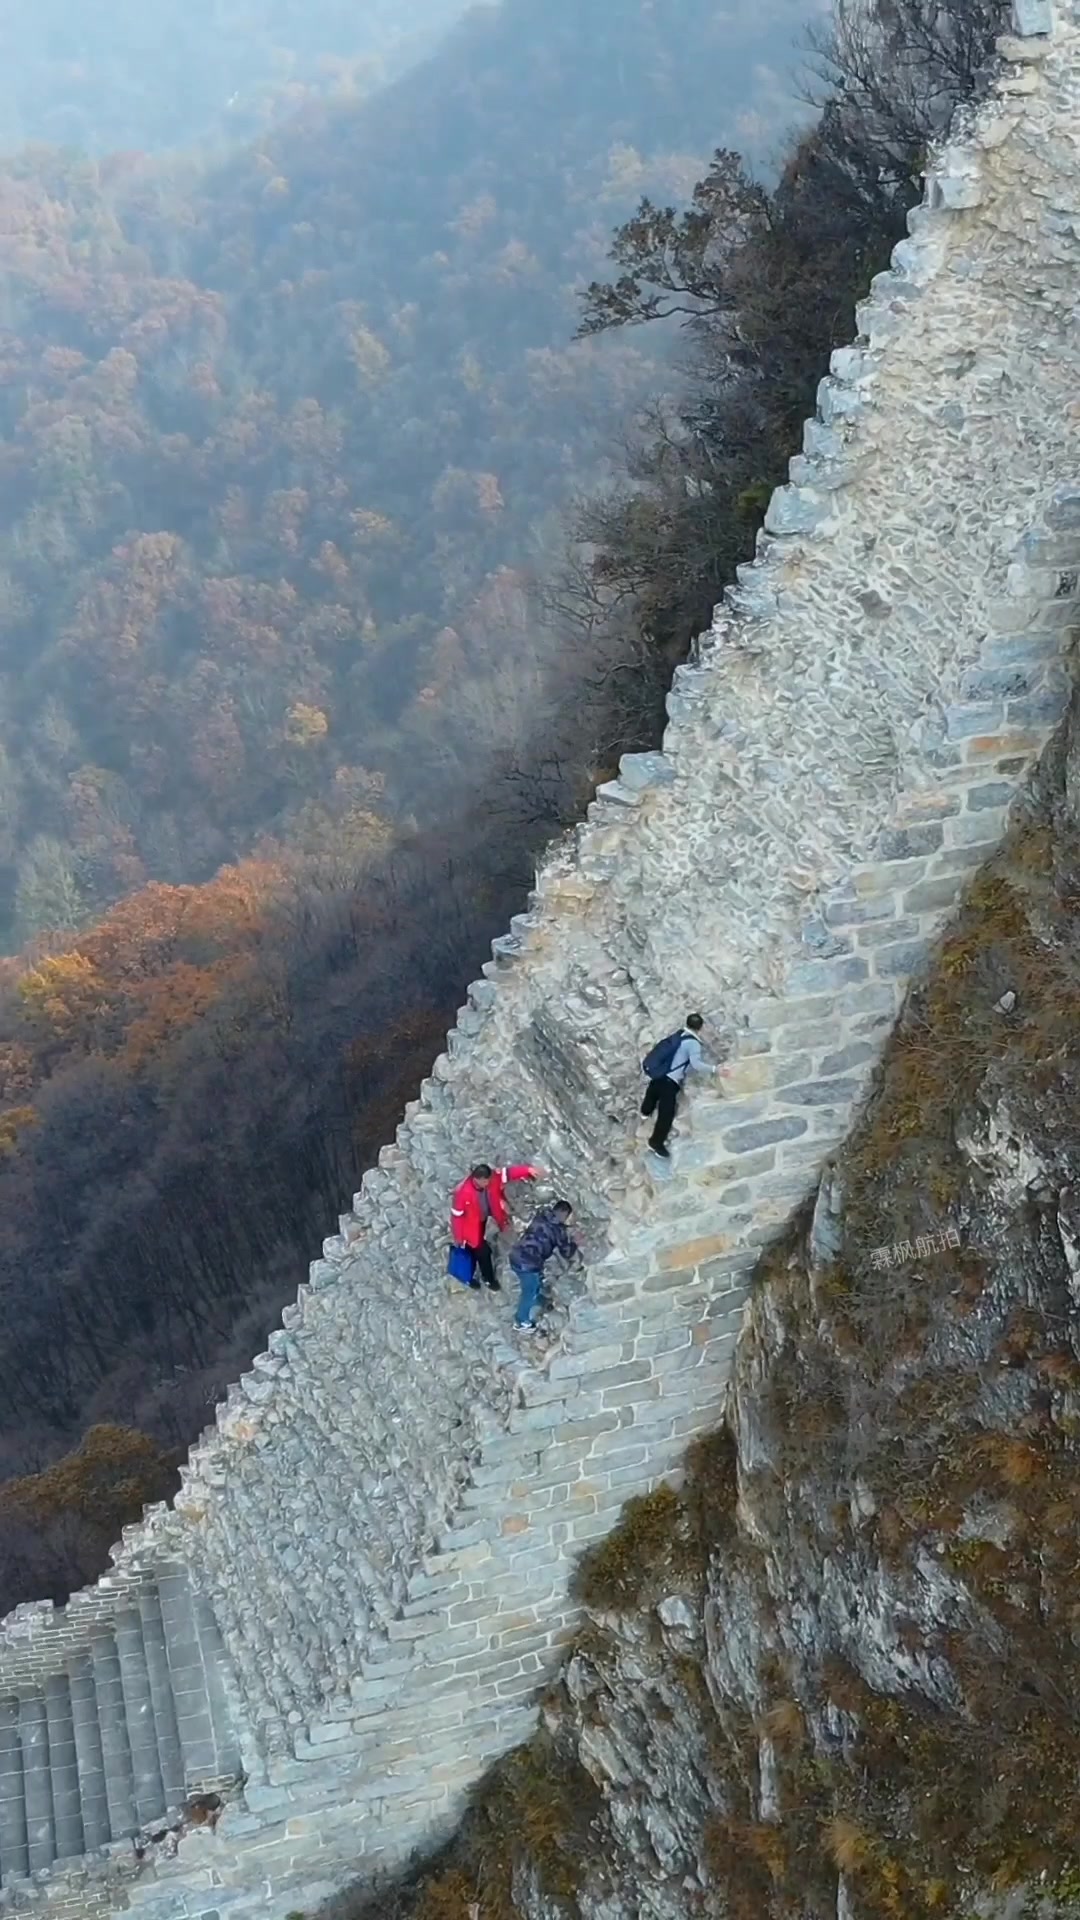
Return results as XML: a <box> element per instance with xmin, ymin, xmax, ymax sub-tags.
<box><xmin>683</xmin><ymin>1423</ymin><xmax>739</xmax><ymax>1550</ymax></box>
<box><xmin>570</xmin><ymin>1483</ymin><xmax>698</xmax><ymax>1612</ymax></box>
<box><xmin>334</xmin><ymin>1734</ymin><xmax>599</xmax><ymax>1920</ymax></box>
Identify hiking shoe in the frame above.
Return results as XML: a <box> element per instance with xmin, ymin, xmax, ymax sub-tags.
<box><xmin>468</xmin><ymin>1277</ymin><xmax>482</xmax><ymax>1290</ymax></box>
<box><xmin>516</xmin><ymin>1322</ymin><xmax>539</xmax><ymax>1335</ymax></box>
<box><xmin>649</xmin><ymin>1143</ymin><xmax>671</xmax><ymax>1160</ymax></box>
<box><xmin>485</xmin><ymin>1277</ymin><xmax>502</xmax><ymax>1292</ymax></box>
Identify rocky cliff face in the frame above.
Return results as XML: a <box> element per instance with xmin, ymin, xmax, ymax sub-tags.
<box><xmin>334</xmin><ymin>687</ymin><xmax>1080</xmax><ymax>1919</ymax></box>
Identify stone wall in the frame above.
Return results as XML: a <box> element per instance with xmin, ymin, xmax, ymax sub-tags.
<box><xmin>3</xmin><ymin>0</ymin><xmax>1080</xmax><ymax>1913</ymax></box>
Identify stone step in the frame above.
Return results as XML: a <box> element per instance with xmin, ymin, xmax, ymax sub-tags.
<box><xmin>0</xmin><ymin>1579</ymin><xmax>241</xmax><ymax>1888</ymax></box>
<box><xmin>0</xmin><ymin>1694</ymin><xmax>29</xmax><ymax>1881</ymax></box>
<box><xmin>89</xmin><ymin>1629</ymin><xmax>139</xmax><ymax>1841</ymax></box>
<box><xmin>43</xmin><ymin>1675</ymin><xmax>83</xmax><ymax>1862</ymax></box>
<box><xmin>114</xmin><ymin>1610</ymin><xmax>166</xmax><ymax>1825</ymax></box>
<box><xmin>136</xmin><ymin>1589</ymin><xmax>186</xmax><ymax>1812</ymax></box>
<box><xmin>68</xmin><ymin>1653</ymin><xmax>112</xmax><ymax>1853</ymax></box>
<box><xmin>19</xmin><ymin>1693</ymin><xmax>54</xmax><ymax>1872</ymax></box>
<box><xmin>157</xmin><ymin>1567</ymin><xmax>234</xmax><ymax>1783</ymax></box>
<box><xmin>191</xmin><ymin>1593</ymin><xmax>241</xmax><ymax>1780</ymax></box>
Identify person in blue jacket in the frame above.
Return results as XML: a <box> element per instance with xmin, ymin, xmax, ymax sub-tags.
<box><xmin>640</xmin><ymin>1012</ymin><xmax>713</xmax><ymax>1159</ymax></box>
<box><xmin>509</xmin><ymin>1200</ymin><xmax>581</xmax><ymax>1332</ymax></box>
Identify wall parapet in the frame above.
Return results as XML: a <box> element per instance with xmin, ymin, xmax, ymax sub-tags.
<box><xmin>4</xmin><ymin>0</ymin><xmax>1080</xmax><ymax>1912</ymax></box>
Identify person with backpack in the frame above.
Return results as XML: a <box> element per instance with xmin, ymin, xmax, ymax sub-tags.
<box><xmin>509</xmin><ymin>1200</ymin><xmax>581</xmax><ymax>1332</ymax></box>
<box><xmin>640</xmin><ymin>1013</ymin><xmax>716</xmax><ymax>1159</ymax></box>
<box><xmin>449</xmin><ymin>1161</ymin><xmax>544</xmax><ymax>1291</ymax></box>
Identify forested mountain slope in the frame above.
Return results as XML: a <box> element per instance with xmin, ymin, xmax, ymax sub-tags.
<box><xmin>0</xmin><ymin>0</ymin><xmax>784</xmax><ymax>954</ymax></box>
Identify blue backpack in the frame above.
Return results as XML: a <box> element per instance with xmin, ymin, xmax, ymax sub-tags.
<box><xmin>642</xmin><ymin>1030</ymin><xmax>685</xmax><ymax>1081</ymax></box>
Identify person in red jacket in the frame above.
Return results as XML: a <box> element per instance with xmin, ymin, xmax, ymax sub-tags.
<box><xmin>450</xmin><ymin>1162</ymin><xmax>542</xmax><ymax>1292</ymax></box>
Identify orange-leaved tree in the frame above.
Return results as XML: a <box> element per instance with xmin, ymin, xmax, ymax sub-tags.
<box><xmin>17</xmin><ymin>951</ymin><xmax>110</xmax><ymax>1050</ymax></box>
<box><xmin>0</xmin><ymin>1424</ymin><xmax>177</xmax><ymax>1531</ymax></box>
<box><xmin>0</xmin><ymin>1105</ymin><xmax>38</xmax><ymax>1157</ymax></box>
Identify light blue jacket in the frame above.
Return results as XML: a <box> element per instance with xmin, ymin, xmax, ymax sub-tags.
<box><xmin>666</xmin><ymin>1032</ymin><xmax>706</xmax><ymax>1085</ymax></box>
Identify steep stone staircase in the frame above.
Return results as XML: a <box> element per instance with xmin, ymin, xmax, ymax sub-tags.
<box><xmin>0</xmin><ymin>1566</ymin><xmax>239</xmax><ymax>1897</ymax></box>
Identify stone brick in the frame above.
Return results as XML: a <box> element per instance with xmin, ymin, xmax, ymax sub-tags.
<box><xmin>557</xmin><ymin>1413</ymin><xmax>621</xmax><ymax>1445</ymax></box>
<box><xmin>569</xmin><ymin>1512</ymin><xmax>615</xmax><ymax>1543</ymax></box>
<box><xmin>526</xmin><ymin>1458</ymin><xmax>587</xmax><ymax>1494</ymax></box>
<box><xmin>695</xmin><ymin>1093</ymin><xmax>772</xmax><ymax>1131</ymax></box>
<box><xmin>870</xmin><ymin>938</ymin><xmax>930</xmax><ymax>978</ymax></box>
<box><xmin>656</xmin><ymin>1233</ymin><xmax>739</xmax><ymax>1271</ymax></box>
<box><xmin>901</xmin><ymin>873</ymin><xmax>966</xmax><ymax>913</ymax></box>
<box><xmin>892</xmin><ymin>789</ymin><xmax>963</xmax><ymax>823</ymax></box>
<box><xmin>518</xmin><ymin>1374</ymin><xmax>576</xmax><ymax>1420</ymax></box>
<box><xmin>507</xmin><ymin>1398</ymin><xmax>571</xmax><ymax>1434</ymax></box>
<box><xmin>785</xmin><ymin>955</ymin><xmax>869</xmax><ymax>994</ymax></box>
<box><xmin>698</xmin><ymin>1250</ymin><xmax>756</xmax><ymax>1287</ymax></box>
<box><xmin>853</xmin><ymin>856</ymin><xmax>928</xmax><ymax>894</ymax></box>
<box><xmin>630</xmin><ymin>1328</ymin><xmax>687</xmax><ymax>1359</ymax></box>
<box><xmin>875</xmin><ymin>823</ymin><xmax>944</xmax><ymax>857</ymax></box>
<box><xmin>548</xmin><ymin>1345</ymin><xmax>626</xmax><ymax>1381</ymax></box>
<box><xmin>721</xmin><ymin>1115</ymin><xmax>808</xmax><ymax>1153</ymax></box>
<box><xmin>604</xmin><ymin>1455</ymin><xmax>670</xmax><ymax>1492</ymax></box>
<box><xmin>686</xmin><ymin>1146</ymin><xmax>777</xmax><ymax>1183</ymax></box>
<box><xmin>817</xmin><ymin>1040</ymin><xmax>877</xmax><ymax>1076</ymax></box>
<box><xmin>650</xmin><ymin>1342</ymin><xmax>705</xmax><ymax>1376</ymax></box>
<box><xmin>982</xmin><ymin>632</ymin><xmax>1060</xmax><ymax>667</ymax></box>
<box><xmin>421</xmin><ymin>1544</ymin><xmax>493</xmax><ymax>1578</ymax></box>
<box><xmin>963</xmin><ymin>730</ymin><xmax>1042</xmax><ymax>760</ymax></box>
<box><xmin>718</xmin><ymin>1054</ymin><xmax>774</xmax><ymax>1096</ymax></box>
<box><xmin>945</xmin><ymin>701</ymin><xmax>1005</xmax><ymax>739</ymax></box>
<box><xmin>776</xmin><ymin>1077</ymin><xmax>860</xmax><ymax>1107</ymax></box>
<box><xmin>405</xmin><ymin>1628</ymin><xmax>490</xmax><ymax>1674</ymax></box>
<box><xmin>854</xmin><ymin>914</ymin><xmax>923</xmax><ymax>949</ymax></box>
<box><xmin>822</xmin><ymin>894</ymin><xmax>900</xmax><ymax>928</ymax></box>
<box><xmin>446</xmin><ymin>1599</ymin><xmax>496</xmax><ymax>1626</ymax></box>
<box><xmin>774</xmin><ymin>1019</ymin><xmax>847</xmax><ymax>1051</ymax></box>
<box><xmin>494</xmin><ymin>1670</ymin><xmax>547</xmax><ymax>1702</ymax></box>
<box><xmin>966</xmin><ymin>779</ymin><xmax>1015</xmax><ymax>810</ymax></box>
<box><xmin>772</xmin><ymin>1054</ymin><xmax>815</xmax><ymax>1087</ymax></box>
<box><xmin>587</xmin><ymin>1256</ymin><xmax>653</xmax><ymax>1289</ymax></box>
<box><xmin>601</xmin><ymin>1380</ymin><xmax>662</xmax><ymax>1411</ymax></box>
<box><xmin>733</xmin><ymin>1027</ymin><xmax>774</xmax><ymax>1054</ymax></box>
<box><xmin>578</xmin><ymin>1361</ymin><xmax>653</xmax><ymax>1391</ymax></box>
<box><xmin>947</xmin><ymin>809</ymin><xmax>1008</xmax><ymax>847</ymax></box>
<box><xmin>1007</xmin><ymin>689</ymin><xmax>1070</xmax><ymax>728</ymax></box>
<box><xmin>929</xmin><ymin>843</ymin><xmax>996</xmax><ymax>873</ymax></box>
<box><xmin>748</xmin><ymin>993</ymin><xmax>853</xmax><ymax>1029</ymax></box>
<box><xmin>585</xmin><ymin>1430</ymin><xmax>649</xmax><ymax>1463</ymax></box>
<box><xmin>755</xmin><ymin>1170</ymin><xmax>817</xmax><ymax>1204</ymax></box>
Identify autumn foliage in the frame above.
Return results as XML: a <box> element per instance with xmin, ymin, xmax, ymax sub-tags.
<box><xmin>0</xmin><ymin>1425</ymin><xmax>179</xmax><ymax>1615</ymax></box>
<box><xmin>0</xmin><ymin>823</ymin><xmax>524</xmax><ymax>1614</ymax></box>
<box><xmin>0</xmin><ymin>0</ymin><xmax>738</xmax><ymax>956</ymax></box>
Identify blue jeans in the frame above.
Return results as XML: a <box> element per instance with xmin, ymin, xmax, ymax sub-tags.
<box><xmin>512</xmin><ymin>1266</ymin><xmax>542</xmax><ymax>1327</ymax></box>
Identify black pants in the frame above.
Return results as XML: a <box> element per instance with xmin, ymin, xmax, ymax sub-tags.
<box><xmin>641</xmin><ymin>1076</ymin><xmax>679</xmax><ymax>1149</ymax></box>
<box><xmin>472</xmin><ymin>1238</ymin><xmax>497</xmax><ymax>1289</ymax></box>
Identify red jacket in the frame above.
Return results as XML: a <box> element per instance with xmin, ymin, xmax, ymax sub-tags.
<box><xmin>450</xmin><ymin>1166</ymin><xmax>538</xmax><ymax>1248</ymax></box>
